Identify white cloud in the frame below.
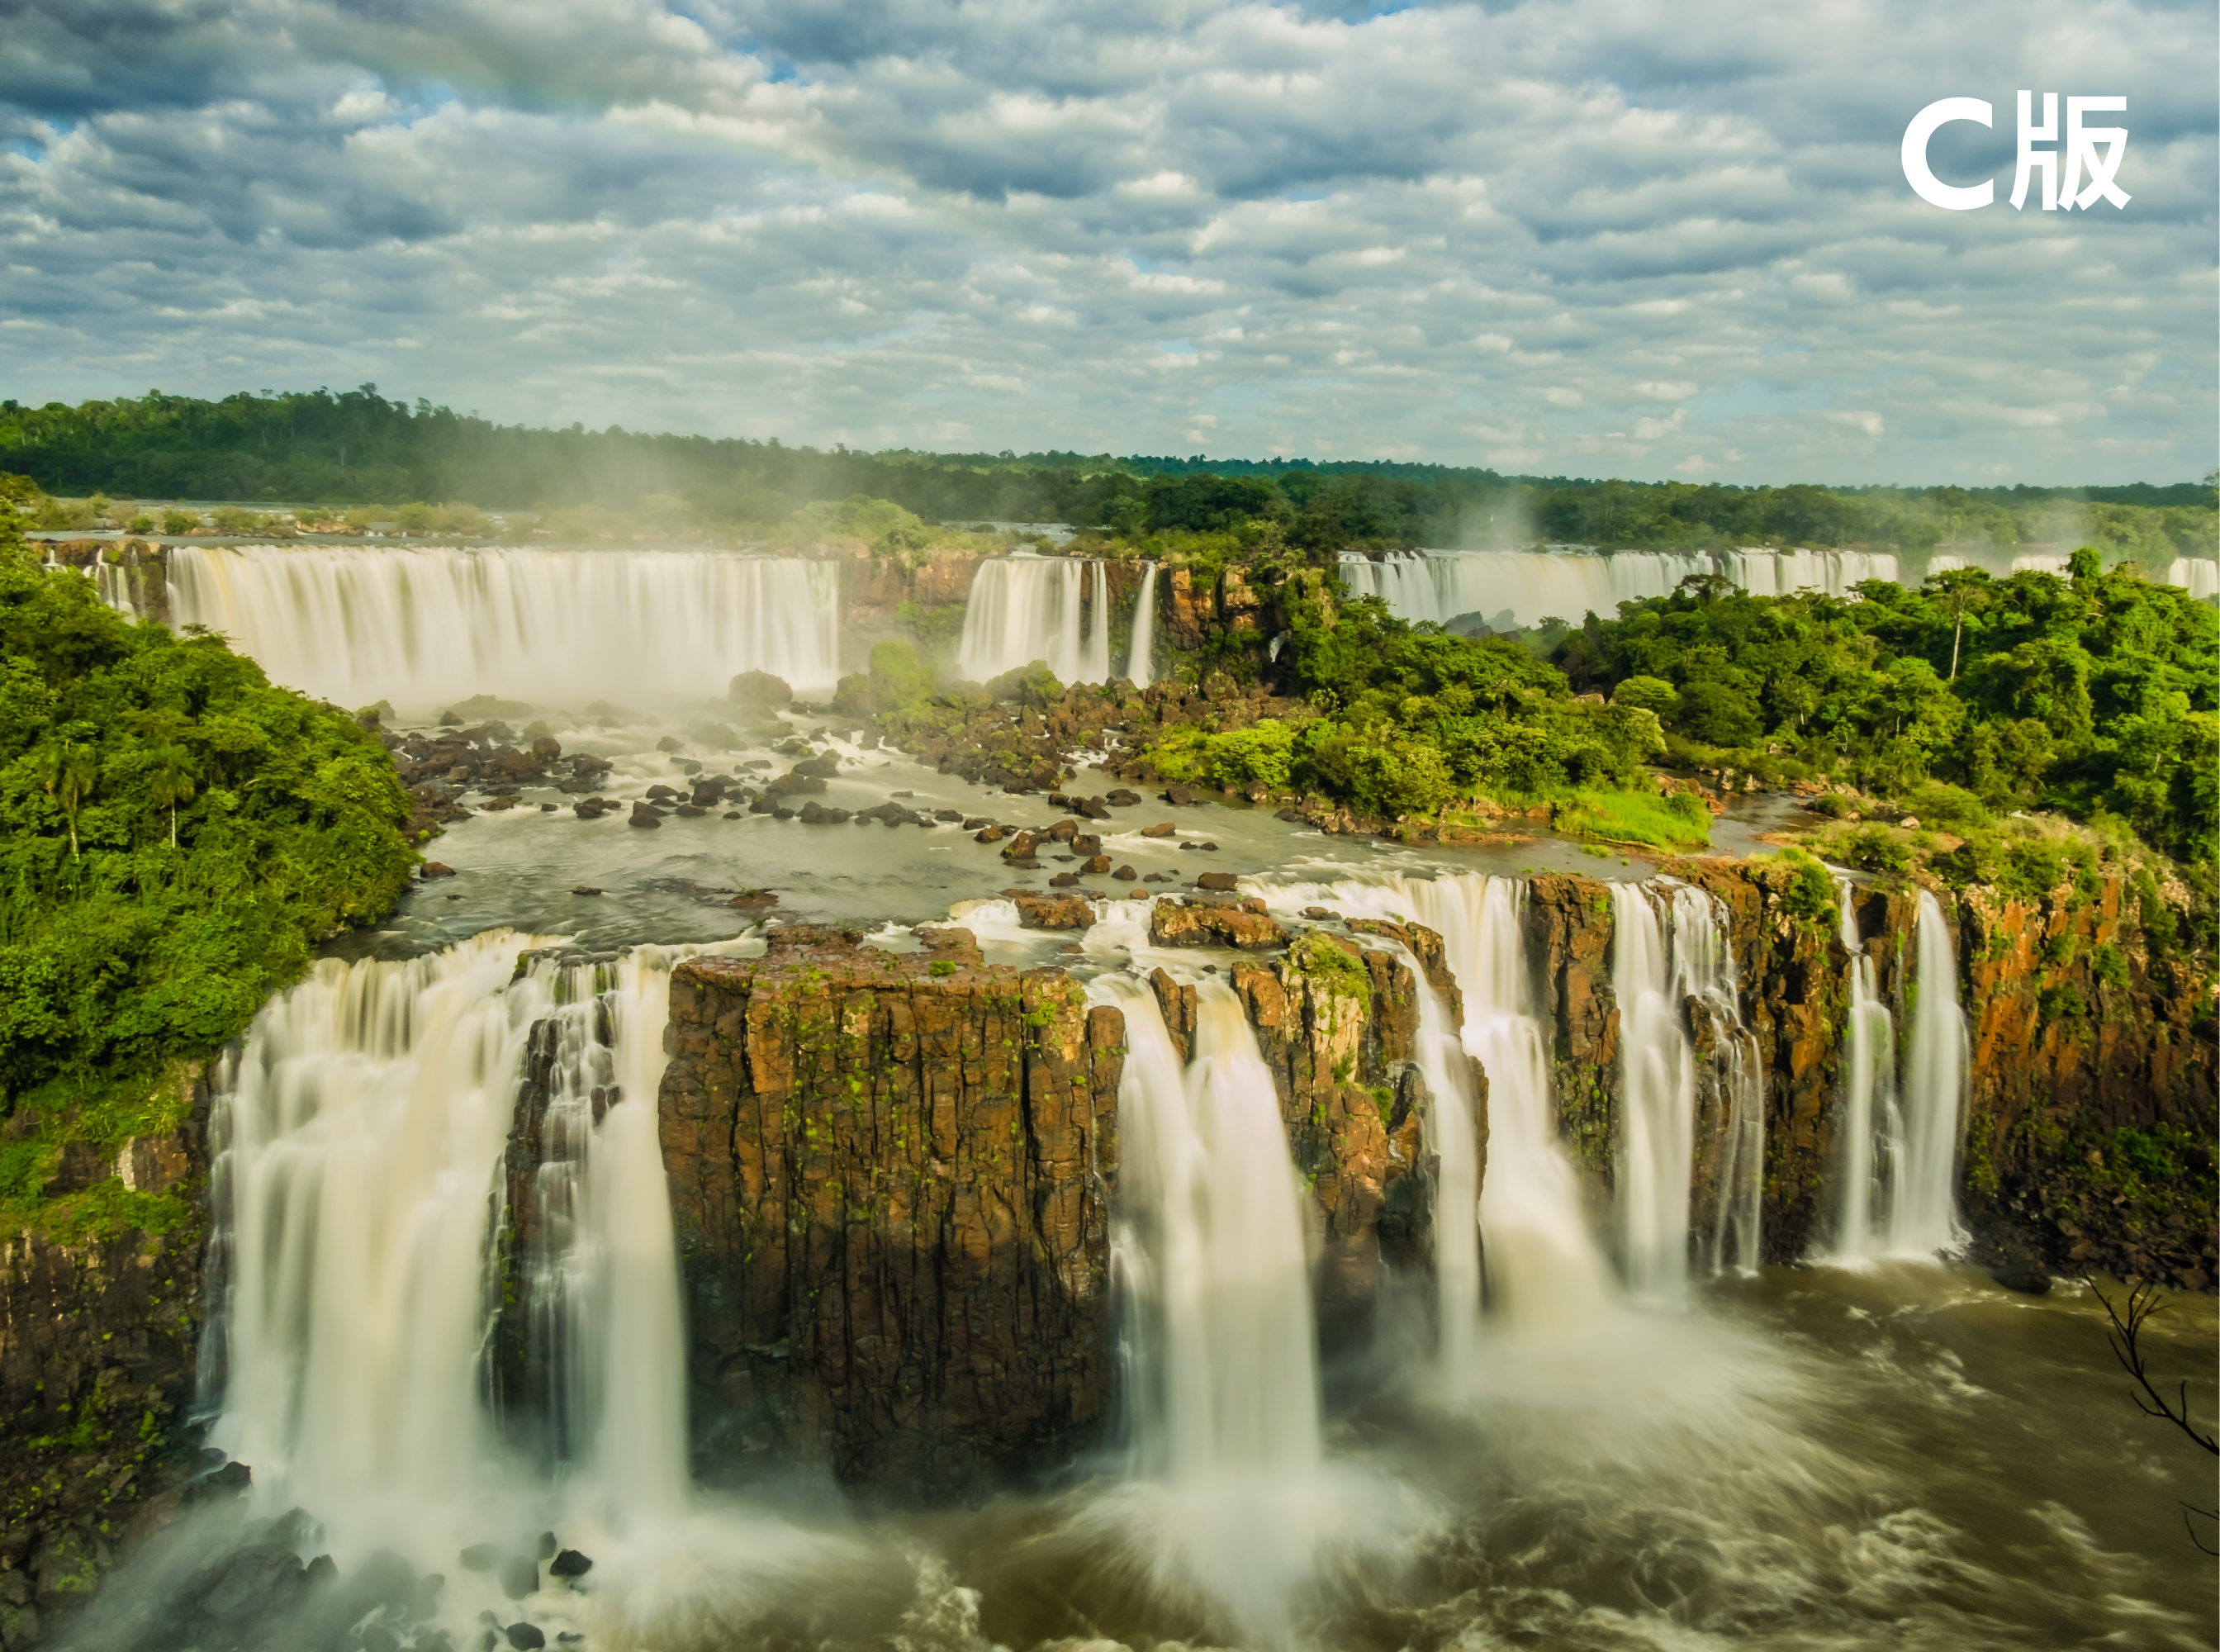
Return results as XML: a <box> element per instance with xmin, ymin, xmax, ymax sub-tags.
<box><xmin>0</xmin><ymin>0</ymin><xmax>2209</xmax><ymax>480</ymax></box>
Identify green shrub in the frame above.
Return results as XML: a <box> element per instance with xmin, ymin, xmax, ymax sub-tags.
<box><xmin>1554</xmin><ymin>787</ymin><xmax>1712</xmax><ymax>850</ymax></box>
<box><xmin>1774</xmin><ymin>847</ymin><xmax>1839</xmax><ymax>926</ymax></box>
<box><xmin>1610</xmin><ymin>675</ymin><xmax>1680</xmax><ymax>717</ymax></box>
<box><xmin>160</xmin><ymin>509</ymin><xmax>200</xmax><ymax>535</ymax></box>
<box><xmin>1841</xmin><ymin>824</ymin><xmax>1914</xmax><ymax>874</ymax></box>
<box><xmin>1147</xmin><ymin>721</ymin><xmax>1300</xmax><ymax>793</ymax></box>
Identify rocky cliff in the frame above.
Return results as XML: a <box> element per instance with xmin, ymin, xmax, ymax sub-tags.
<box><xmin>1227</xmin><ymin>921</ymin><xmax>1480</xmax><ymax>1346</ymax></box>
<box><xmin>1521</xmin><ymin>862</ymin><xmax>2217</xmax><ymax>1288</ymax></box>
<box><xmin>0</xmin><ymin>1115</ymin><xmax>207</xmax><ymax>1640</ymax></box>
<box><xmin>657</xmin><ymin>923</ymin><xmax>1122</xmax><ymax>1496</ymax></box>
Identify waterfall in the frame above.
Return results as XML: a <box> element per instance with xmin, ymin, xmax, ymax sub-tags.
<box><xmin>1891</xmin><ymin>893</ymin><xmax>1969</xmax><ymax>1256</ymax></box>
<box><xmin>204</xmin><ymin>932</ymin><xmax>728</xmax><ymax>1554</ymax></box>
<box><xmin>1339</xmin><ymin>547</ymin><xmax>1903</xmax><ymax>629</ymax></box>
<box><xmin>1610</xmin><ymin>885</ymin><xmax>1696</xmax><ymax>1302</ymax></box>
<box><xmin>1282</xmin><ymin>873</ymin><xmax>1614</xmax><ymax>1332</ymax></box>
<box><xmin>159</xmin><ymin>544</ymin><xmax>843</xmax><ymax>709</ymax></box>
<box><xmin>509</xmin><ymin>949</ymin><xmax>694</xmax><ymax>1521</ymax></box>
<box><xmin>956</xmin><ymin>554</ymin><xmax>1113</xmax><ymax>685</ymax></box>
<box><xmin>1677</xmin><ymin>888</ymin><xmax>1766</xmax><ymax>1277</ymax></box>
<box><xmin>1127</xmin><ymin>563</ymin><xmax>1159</xmax><ymax>687</ymax></box>
<box><xmin>1716</xmin><ymin>548</ymin><xmax>1900</xmax><ymax>597</ymax></box>
<box><xmin>1826</xmin><ymin>886</ymin><xmax>1966</xmax><ymax>1261</ymax></box>
<box><xmin>2169</xmin><ymin>557</ymin><xmax>2220</xmax><ymax>600</ymax></box>
<box><xmin>1089</xmin><ymin>973</ymin><xmax>1328</xmax><ymax>1646</ymax></box>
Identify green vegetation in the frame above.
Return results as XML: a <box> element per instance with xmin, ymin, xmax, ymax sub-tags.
<box><xmin>1553</xmin><ymin>789</ymin><xmax>1712</xmax><ymax>851</ymax></box>
<box><xmin>1139</xmin><ymin>585</ymin><xmax>1677</xmax><ymax>834</ymax></box>
<box><xmin>0</xmin><ymin>512</ymin><xmax>417</xmax><ymax>1232</ymax></box>
<box><xmin>2</xmin><ymin>392</ymin><xmax>2208</xmax><ymax>569</ymax></box>
<box><xmin>1554</xmin><ymin>552</ymin><xmax>2219</xmax><ymax>868</ymax></box>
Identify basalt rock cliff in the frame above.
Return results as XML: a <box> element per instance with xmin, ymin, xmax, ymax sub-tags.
<box><xmin>1522</xmin><ymin>862</ymin><xmax>2217</xmax><ymax>1289</ymax></box>
<box><xmin>657</xmin><ymin>924</ymin><xmax>1123</xmax><ymax>1496</ymax></box>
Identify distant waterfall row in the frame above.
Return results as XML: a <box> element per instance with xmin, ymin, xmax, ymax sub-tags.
<box><xmin>956</xmin><ymin>554</ymin><xmax>1157</xmax><ymax>687</ymax></box>
<box><xmin>149</xmin><ymin>545</ymin><xmax>845</xmax><ymax>710</ymax></box>
<box><xmin>1340</xmin><ymin>546</ymin><xmax>2220</xmax><ymax>628</ymax></box>
<box><xmin>88</xmin><ymin>544</ymin><xmax>1170</xmax><ymax>705</ymax></box>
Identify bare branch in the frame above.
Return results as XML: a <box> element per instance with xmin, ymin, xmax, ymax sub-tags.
<box><xmin>2087</xmin><ymin>1276</ymin><xmax>2219</xmax><ymax>1458</ymax></box>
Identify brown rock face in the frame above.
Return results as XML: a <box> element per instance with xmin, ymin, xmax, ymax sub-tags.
<box><xmin>1011</xmin><ymin>890</ymin><xmax>1095</xmax><ymax>929</ymax></box>
<box><xmin>1148</xmin><ymin>896</ymin><xmax>1288</xmax><ymax>950</ymax></box>
<box><xmin>1522</xmin><ymin>859</ymin><xmax>2216</xmax><ymax>1284</ymax></box>
<box><xmin>1231</xmin><ymin>927</ymin><xmax>1477</xmax><ymax>1348</ymax></box>
<box><xmin>658</xmin><ymin>924</ymin><xmax>1122</xmax><ymax>1493</ymax></box>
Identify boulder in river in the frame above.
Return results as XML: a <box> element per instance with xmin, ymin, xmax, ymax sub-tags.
<box><xmin>1138</xmin><ymin>822</ymin><xmax>1177</xmax><ymax>838</ymax></box>
<box><xmin>1195</xmin><ymin>871</ymin><xmax>1240</xmax><ymax>892</ymax></box>
<box><xmin>1149</xmin><ymin>896</ymin><xmax>1286</xmax><ymax>950</ymax></box>
<box><xmin>1013</xmin><ymin>890</ymin><xmax>1094</xmax><ymax>928</ymax></box>
<box><xmin>548</xmin><ymin>1550</ymin><xmax>593</xmax><ymax>1580</ymax></box>
<box><xmin>628</xmin><ymin>804</ymin><xmax>662</xmax><ymax>829</ymax></box>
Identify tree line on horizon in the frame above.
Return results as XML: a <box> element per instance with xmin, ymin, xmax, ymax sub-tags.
<box><xmin>1</xmin><ymin>387</ymin><xmax>2213</xmax><ymax>561</ymax></box>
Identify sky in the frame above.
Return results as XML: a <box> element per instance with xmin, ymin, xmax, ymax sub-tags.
<box><xmin>1</xmin><ymin>0</ymin><xmax>2214</xmax><ymax>483</ymax></box>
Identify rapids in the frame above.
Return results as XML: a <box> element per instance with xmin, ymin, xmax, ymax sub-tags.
<box><xmin>57</xmin><ymin>550</ymin><xmax>2218</xmax><ymax>1652</ymax></box>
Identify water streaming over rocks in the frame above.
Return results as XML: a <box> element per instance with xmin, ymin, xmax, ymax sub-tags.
<box><xmin>1337</xmin><ymin>546</ymin><xmax>1904</xmax><ymax>629</ymax></box>
<box><xmin>159</xmin><ymin>545</ymin><xmax>844</xmax><ymax>707</ymax></box>
<box><xmin>1825</xmin><ymin>885</ymin><xmax>1968</xmax><ymax>1264</ymax></box>
<box><xmin>955</xmin><ymin>554</ymin><xmax>1114</xmax><ymax>685</ymax></box>
<box><xmin>45</xmin><ymin>563</ymin><xmax>2211</xmax><ymax>1650</ymax></box>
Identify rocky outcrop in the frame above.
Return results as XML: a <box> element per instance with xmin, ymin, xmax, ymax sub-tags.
<box><xmin>1520</xmin><ymin>861</ymin><xmax>2217</xmax><ymax>1285</ymax></box>
<box><xmin>0</xmin><ymin>1134</ymin><xmax>210</xmax><ymax>1635</ymax></box>
<box><xmin>1231</xmin><ymin>926</ymin><xmax>1478</xmax><ymax>1347</ymax></box>
<box><xmin>1950</xmin><ymin>879</ymin><xmax>2217</xmax><ymax>1289</ymax></box>
<box><xmin>658</xmin><ymin>924</ymin><xmax>1122</xmax><ymax>1495</ymax></box>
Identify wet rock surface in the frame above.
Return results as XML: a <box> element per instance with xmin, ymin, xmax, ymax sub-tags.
<box><xmin>660</xmin><ymin>925</ymin><xmax>1122</xmax><ymax>1494</ymax></box>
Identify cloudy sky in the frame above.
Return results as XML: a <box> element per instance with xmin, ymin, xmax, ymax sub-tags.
<box><xmin>2</xmin><ymin>0</ymin><xmax>2213</xmax><ymax>482</ymax></box>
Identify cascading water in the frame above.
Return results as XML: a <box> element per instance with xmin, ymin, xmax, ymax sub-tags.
<box><xmin>1891</xmin><ymin>892</ymin><xmax>1969</xmax><ymax>1256</ymax></box>
<box><xmin>956</xmin><ymin>554</ymin><xmax>1113</xmax><ymax>685</ymax></box>
<box><xmin>1339</xmin><ymin>547</ymin><xmax>1903</xmax><ymax>628</ymax></box>
<box><xmin>1716</xmin><ymin>547</ymin><xmax>1900</xmax><ymax>597</ymax></box>
<box><xmin>1087</xmin><ymin>972</ymin><xmax>1333</xmax><ymax>1646</ymax></box>
<box><xmin>507</xmin><ymin>948</ymin><xmax>695</xmax><ymax>1521</ymax></box>
<box><xmin>1278</xmin><ymin>872</ymin><xmax>1615</xmax><ymax>1333</ymax></box>
<box><xmin>1610</xmin><ymin>884</ymin><xmax>1696</xmax><ymax>1302</ymax></box>
<box><xmin>2168</xmin><ymin>556</ymin><xmax>2220</xmax><ymax>600</ymax></box>
<box><xmin>155</xmin><ymin>544</ymin><xmax>843</xmax><ymax>708</ymax></box>
<box><xmin>1829</xmin><ymin>881</ymin><xmax>1902</xmax><ymax>1263</ymax></box>
<box><xmin>1127</xmin><ymin>562</ymin><xmax>1159</xmax><ymax>686</ymax></box>
<box><xmin>204</xmin><ymin>933</ymin><xmax>735</xmax><ymax>1555</ymax></box>
<box><xmin>1826</xmin><ymin>886</ymin><xmax>1967</xmax><ymax>1261</ymax></box>
<box><xmin>1675</xmin><ymin>887</ymin><xmax>1766</xmax><ymax>1276</ymax></box>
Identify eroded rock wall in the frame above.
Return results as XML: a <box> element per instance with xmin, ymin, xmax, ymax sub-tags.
<box><xmin>1520</xmin><ymin>862</ymin><xmax>2216</xmax><ymax>1285</ymax></box>
<box><xmin>658</xmin><ymin>924</ymin><xmax>1122</xmax><ymax>1495</ymax></box>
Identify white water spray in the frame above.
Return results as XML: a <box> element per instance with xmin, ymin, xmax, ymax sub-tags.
<box><xmin>206</xmin><ymin>933</ymin><xmax>734</xmax><ymax>1555</ymax></box>
<box><xmin>1088</xmin><ymin>972</ymin><xmax>1336</xmax><ymax>1646</ymax></box>
<box><xmin>956</xmin><ymin>555</ymin><xmax>1113</xmax><ymax>685</ymax></box>
<box><xmin>1610</xmin><ymin>885</ymin><xmax>1696</xmax><ymax>1303</ymax></box>
<box><xmin>1127</xmin><ymin>563</ymin><xmax>1159</xmax><ymax>686</ymax></box>
<box><xmin>1829</xmin><ymin>883</ymin><xmax>1900</xmax><ymax>1262</ymax></box>
<box><xmin>158</xmin><ymin>545</ymin><xmax>843</xmax><ymax>709</ymax></box>
<box><xmin>1891</xmin><ymin>893</ymin><xmax>1969</xmax><ymax>1256</ymax></box>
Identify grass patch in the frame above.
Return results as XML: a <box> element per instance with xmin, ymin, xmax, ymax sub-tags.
<box><xmin>1554</xmin><ymin>788</ymin><xmax>1712</xmax><ymax>851</ymax></box>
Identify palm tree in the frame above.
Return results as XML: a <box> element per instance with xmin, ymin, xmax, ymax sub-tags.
<box><xmin>40</xmin><ymin>740</ymin><xmax>98</xmax><ymax>859</ymax></box>
<box><xmin>148</xmin><ymin>746</ymin><xmax>197</xmax><ymax>848</ymax></box>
